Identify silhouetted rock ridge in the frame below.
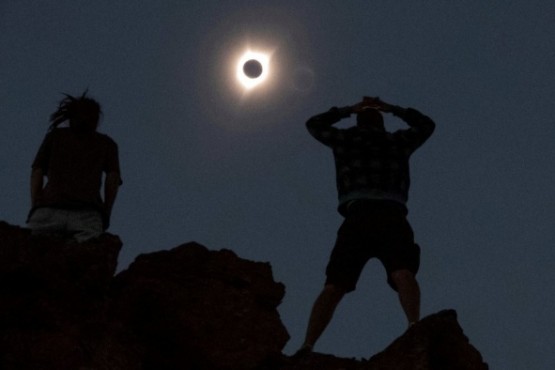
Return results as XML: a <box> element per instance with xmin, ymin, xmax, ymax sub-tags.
<box><xmin>0</xmin><ymin>221</ymin><xmax>488</xmax><ymax>369</ymax></box>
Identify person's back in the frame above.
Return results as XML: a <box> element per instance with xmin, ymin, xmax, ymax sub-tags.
<box><xmin>306</xmin><ymin>99</ymin><xmax>434</xmax><ymax>215</ymax></box>
<box><xmin>34</xmin><ymin>127</ymin><xmax>119</xmax><ymax>211</ymax></box>
<box><xmin>27</xmin><ymin>91</ymin><xmax>121</xmax><ymax>243</ymax></box>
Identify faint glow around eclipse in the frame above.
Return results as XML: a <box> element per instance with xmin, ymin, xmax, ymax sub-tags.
<box><xmin>236</xmin><ymin>51</ymin><xmax>270</xmax><ymax>90</ymax></box>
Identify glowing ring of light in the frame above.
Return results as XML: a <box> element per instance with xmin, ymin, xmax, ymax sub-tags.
<box><xmin>236</xmin><ymin>51</ymin><xmax>270</xmax><ymax>90</ymax></box>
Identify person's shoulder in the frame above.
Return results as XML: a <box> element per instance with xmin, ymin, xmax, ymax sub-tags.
<box><xmin>94</xmin><ymin>131</ymin><xmax>118</xmax><ymax>145</ymax></box>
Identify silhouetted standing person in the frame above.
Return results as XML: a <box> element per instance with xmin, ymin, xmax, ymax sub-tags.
<box><xmin>295</xmin><ymin>96</ymin><xmax>435</xmax><ymax>356</ymax></box>
<box><xmin>27</xmin><ymin>91</ymin><xmax>122</xmax><ymax>243</ymax></box>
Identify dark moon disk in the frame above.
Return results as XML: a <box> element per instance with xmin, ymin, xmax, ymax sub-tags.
<box><xmin>243</xmin><ymin>59</ymin><xmax>263</xmax><ymax>78</ymax></box>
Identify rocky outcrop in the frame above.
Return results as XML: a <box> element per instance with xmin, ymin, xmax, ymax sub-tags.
<box><xmin>364</xmin><ymin>309</ymin><xmax>488</xmax><ymax>370</ymax></box>
<box><xmin>108</xmin><ymin>241</ymin><xmax>289</xmax><ymax>369</ymax></box>
<box><xmin>0</xmin><ymin>221</ymin><xmax>488</xmax><ymax>369</ymax></box>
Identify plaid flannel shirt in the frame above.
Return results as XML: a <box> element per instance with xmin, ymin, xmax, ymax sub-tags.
<box><xmin>306</xmin><ymin>105</ymin><xmax>435</xmax><ymax>215</ymax></box>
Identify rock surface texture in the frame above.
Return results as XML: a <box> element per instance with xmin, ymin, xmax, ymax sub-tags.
<box><xmin>0</xmin><ymin>221</ymin><xmax>488</xmax><ymax>369</ymax></box>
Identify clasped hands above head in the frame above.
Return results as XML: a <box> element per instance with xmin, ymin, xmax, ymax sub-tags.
<box><xmin>351</xmin><ymin>96</ymin><xmax>394</xmax><ymax>114</ymax></box>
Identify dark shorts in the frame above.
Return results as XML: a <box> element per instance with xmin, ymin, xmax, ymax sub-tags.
<box><xmin>325</xmin><ymin>200</ymin><xmax>420</xmax><ymax>292</ymax></box>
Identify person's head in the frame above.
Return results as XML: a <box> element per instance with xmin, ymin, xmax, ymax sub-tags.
<box><xmin>356</xmin><ymin>108</ymin><xmax>384</xmax><ymax>131</ymax></box>
<box><xmin>49</xmin><ymin>90</ymin><xmax>102</xmax><ymax>133</ymax></box>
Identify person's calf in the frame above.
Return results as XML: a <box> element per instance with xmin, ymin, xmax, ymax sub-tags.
<box><xmin>390</xmin><ymin>269</ymin><xmax>420</xmax><ymax>324</ymax></box>
<box><xmin>302</xmin><ymin>284</ymin><xmax>346</xmax><ymax>349</ymax></box>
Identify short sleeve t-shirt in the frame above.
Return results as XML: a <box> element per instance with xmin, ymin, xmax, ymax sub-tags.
<box><xmin>32</xmin><ymin>128</ymin><xmax>121</xmax><ymax>211</ymax></box>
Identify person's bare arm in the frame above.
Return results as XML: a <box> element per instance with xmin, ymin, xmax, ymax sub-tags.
<box><xmin>30</xmin><ymin>168</ymin><xmax>44</xmax><ymax>207</ymax></box>
<box><xmin>103</xmin><ymin>171</ymin><xmax>121</xmax><ymax>217</ymax></box>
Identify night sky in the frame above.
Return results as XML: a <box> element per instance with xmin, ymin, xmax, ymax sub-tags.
<box><xmin>2</xmin><ymin>2</ymin><xmax>555</xmax><ymax>369</ymax></box>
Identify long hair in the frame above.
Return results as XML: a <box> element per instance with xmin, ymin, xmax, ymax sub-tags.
<box><xmin>49</xmin><ymin>90</ymin><xmax>102</xmax><ymax>132</ymax></box>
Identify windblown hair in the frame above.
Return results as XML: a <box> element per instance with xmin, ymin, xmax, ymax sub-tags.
<box><xmin>49</xmin><ymin>90</ymin><xmax>102</xmax><ymax>132</ymax></box>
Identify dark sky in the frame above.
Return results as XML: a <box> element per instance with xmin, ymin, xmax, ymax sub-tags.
<box><xmin>2</xmin><ymin>1</ymin><xmax>555</xmax><ymax>368</ymax></box>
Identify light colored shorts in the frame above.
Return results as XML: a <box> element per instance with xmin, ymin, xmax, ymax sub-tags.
<box><xmin>27</xmin><ymin>207</ymin><xmax>103</xmax><ymax>243</ymax></box>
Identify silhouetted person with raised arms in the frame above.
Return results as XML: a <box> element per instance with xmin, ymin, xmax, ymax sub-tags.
<box><xmin>295</xmin><ymin>96</ymin><xmax>435</xmax><ymax>357</ymax></box>
<box><xmin>27</xmin><ymin>91</ymin><xmax>122</xmax><ymax>243</ymax></box>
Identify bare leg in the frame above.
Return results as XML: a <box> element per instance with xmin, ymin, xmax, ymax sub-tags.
<box><xmin>390</xmin><ymin>269</ymin><xmax>420</xmax><ymax>325</ymax></box>
<box><xmin>300</xmin><ymin>284</ymin><xmax>346</xmax><ymax>349</ymax></box>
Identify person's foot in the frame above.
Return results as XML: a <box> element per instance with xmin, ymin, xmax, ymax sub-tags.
<box><xmin>291</xmin><ymin>344</ymin><xmax>313</xmax><ymax>360</ymax></box>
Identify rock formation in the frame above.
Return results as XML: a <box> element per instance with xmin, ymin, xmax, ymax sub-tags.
<box><xmin>0</xmin><ymin>221</ymin><xmax>488</xmax><ymax>369</ymax></box>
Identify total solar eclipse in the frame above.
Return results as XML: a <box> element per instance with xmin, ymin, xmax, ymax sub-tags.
<box><xmin>243</xmin><ymin>59</ymin><xmax>263</xmax><ymax>78</ymax></box>
<box><xmin>236</xmin><ymin>51</ymin><xmax>270</xmax><ymax>89</ymax></box>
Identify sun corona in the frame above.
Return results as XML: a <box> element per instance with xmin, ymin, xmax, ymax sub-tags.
<box><xmin>236</xmin><ymin>51</ymin><xmax>270</xmax><ymax>90</ymax></box>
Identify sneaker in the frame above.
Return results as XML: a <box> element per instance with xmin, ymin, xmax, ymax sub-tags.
<box><xmin>291</xmin><ymin>344</ymin><xmax>313</xmax><ymax>360</ymax></box>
